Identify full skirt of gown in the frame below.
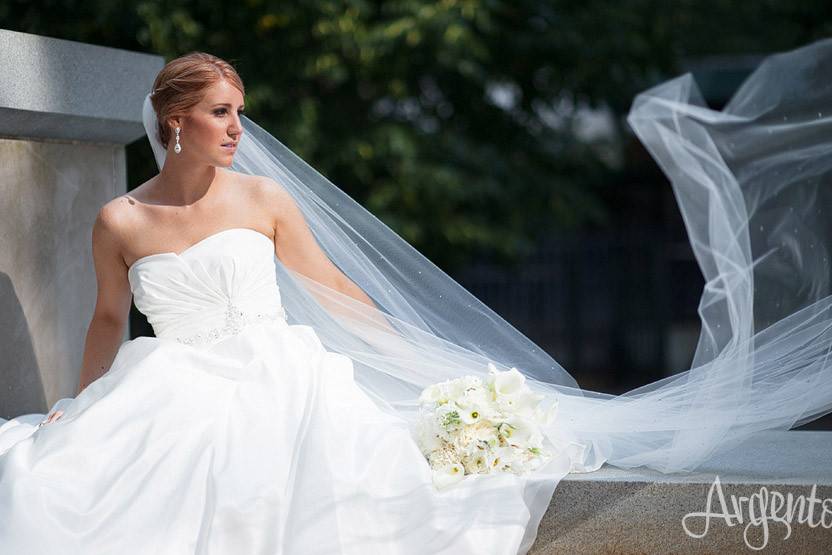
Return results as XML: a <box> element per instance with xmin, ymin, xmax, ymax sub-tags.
<box><xmin>0</xmin><ymin>228</ymin><xmax>573</xmax><ymax>555</ymax></box>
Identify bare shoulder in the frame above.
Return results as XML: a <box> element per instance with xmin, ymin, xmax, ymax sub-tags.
<box><xmin>93</xmin><ymin>196</ymin><xmax>138</xmax><ymax>265</ymax></box>
<box><xmin>243</xmin><ymin>173</ymin><xmax>295</xmax><ymax>216</ymax></box>
<box><xmin>249</xmin><ymin>173</ymin><xmax>289</xmax><ymax>198</ymax></box>
<box><xmin>97</xmin><ymin>194</ymin><xmax>135</xmax><ymax>234</ymax></box>
<box><xmin>94</xmin><ymin>175</ymin><xmax>161</xmax><ymax>259</ymax></box>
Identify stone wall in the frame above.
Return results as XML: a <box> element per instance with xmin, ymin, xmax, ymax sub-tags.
<box><xmin>0</xmin><ymin>29</ymin><xmax>163</xmax><ymax>417</ymax></box>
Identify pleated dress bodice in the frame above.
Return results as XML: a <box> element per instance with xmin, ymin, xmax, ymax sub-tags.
<box><xmin>127</xmin><ymin>227</ymin><xmax>287</xmax><ymax>347</ymax></box>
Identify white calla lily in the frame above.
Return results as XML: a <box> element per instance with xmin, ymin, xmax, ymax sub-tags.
<box><xmin>501</xmin><ymin>416</ymin><xmax>540</xmax><ymax>446</ymax></box>
<box><xmin>491</xmin><ymin>367</ymin><xmax>526</xmax><ymax>397</ymax></box>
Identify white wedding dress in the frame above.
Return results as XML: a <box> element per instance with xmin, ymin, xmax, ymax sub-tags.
<box><xmin>0</xmin><ymin>227</ymin><xmax>573</xmax><ymax>554</ymax></box>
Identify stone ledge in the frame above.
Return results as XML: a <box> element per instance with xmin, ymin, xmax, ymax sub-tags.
<box><xmin>0</xmin><ymin>29</ymin><xmax>163</xmax><ymax>144</ymax></box>
<box><xmin>531</xmin><ymin>430</ymin><xmax>832</xmax><ymax>554</ymax></box>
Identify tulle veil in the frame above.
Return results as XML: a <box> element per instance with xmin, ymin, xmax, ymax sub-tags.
<box><xmin>142</xmin><ymin>38</ymin><xmax>832</xmax><ymax>551</ymax></box>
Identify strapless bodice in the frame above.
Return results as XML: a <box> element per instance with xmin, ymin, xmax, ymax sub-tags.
<box><xmin>127</xmin><ymin>227</ymin><xmax>286</xmax><ymax>347</ymax></box>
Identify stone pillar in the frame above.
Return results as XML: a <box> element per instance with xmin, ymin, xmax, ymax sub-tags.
<box><xmin>0</xmin><ymin>29</ymin><xmax>163</xmax><ymax>418</ymax></box>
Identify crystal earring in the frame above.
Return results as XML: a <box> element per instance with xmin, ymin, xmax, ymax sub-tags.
<box><xmin>174</xmin><ymin>127</ymin><xmax>182</xmax><ymax>154</ymax></box>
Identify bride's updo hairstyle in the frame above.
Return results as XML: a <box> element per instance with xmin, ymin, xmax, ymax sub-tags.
<box><xmin>149</xmin><ymin>52</ymin><xmax>245</xmax><ymax>149</ymax></box>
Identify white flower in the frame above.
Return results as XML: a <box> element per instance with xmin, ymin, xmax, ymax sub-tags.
<box><xmin>433</xmin><ymin>462</ymin><xmax>466</xmax><ymax>490</ymax></box>
<box><xmin>462</xmin><ymin>451</ymin><xmax>490</xmax><ymax>474</ymax></box>
<box><xmin>459</xmin><ymin>408</ymin><xmax>480</xmax><ymax>425</ymax></box>
<box><xmin>471</xmin><ymin>420</ymin><xmax>499</xmax><ymax>443</ymax></box>
<box><xmin>462</xmin><ymin>394</ymin><xmax>499</xmax><ymax>421</ymax></box>
<box><xmin>427</xmin><ymin>443</ymin><xmax>458</xmax><ymax>469</ymax></box>
<box><xmin>418</xmin><ymin>383</ymin><xmax>443</xmax><ymax>404</ymax></box>
<box><xmin>524</xmin><ymin>446</ymin><xmax>553</xmax><ymax>471</ymax></box>
<box><xmin>518</xmin><ymin>416</ymin><xmax>545</xmax><ymax>446</ymax></box>
<box><xmin>434</xmin><ymin>402</ymin><xmax>463</xmax><ymax>432</ymax></box>
<box><xmin>499</xmin><ymin>391</ymin><xmax>543</xmax><ymax>419</ymax></box>
<box><xmin>444</xmin><ymin>379</ymin><xmax>467</xmax><ymax>399</ymax></box>
<box><xmin>506</xmin><ymin>456</ymin><xmax>533</xmax><ymax>475</ymax></box>
<box><xmin>414</xmin><ymin>363</ymin><xmax>560</xmax><ymax>490</ymax></box>
<box><xmin>419</xmin><ymin>378</ymin><xmax>466</xmax><ymax>406</ymax></box>
<box><xmin>486</xmin><ymin>445</ymin><xmax>515</xmax><ymax>472</ymax></box>
<box><xmin>454</xmin><ymin>420</ymin><xmax>497</xmax><ymax>454</ymax></box>
<box><xmin>535</xmin><ymin>399</ymin><xmax>558</xmax><ymax>427</ymax></box>
<box><xmin>412</xmin><ymin>416</ymin><xmax>442</xmax><ymax>454</ymax></box>
<box><xmin>498</xmin><ymin>416</ymin><xmax>542</xmax><ymax>447</ymax></box>
<box><xmin>455</xmin><ymin>385</ymin><xmax>488</xmax><ymax>407</ymax></box>
<box><xmin>461</xmin><ymin>374</ymin><xmax>483</xmax><ymax>390</ymax></box>
<box><xmin>494</xmin><ymin>392</ymin><xmax>520</xmax><ymax>414</ymax></box>
<box><xmin>490</xmin><ymin>366</ymin><xmax>526</xmax><ymax>397</ymax></box>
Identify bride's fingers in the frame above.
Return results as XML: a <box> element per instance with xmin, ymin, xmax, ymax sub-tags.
<box><xmin>45</xmin><ymin>410</ymin><xmax>64</xmax><ymax>424</ymax></box>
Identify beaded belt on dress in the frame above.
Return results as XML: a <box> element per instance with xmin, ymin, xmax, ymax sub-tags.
<box><xmin>172</xmin><ymin>299</ymin><xmax>287</xmax><ymax>347</ymax></box>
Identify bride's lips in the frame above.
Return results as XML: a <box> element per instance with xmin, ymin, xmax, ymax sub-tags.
<box><xmin>221</xmin><ymin>142</ymin><xmax>237</xmax><ymax>152</ymax></box>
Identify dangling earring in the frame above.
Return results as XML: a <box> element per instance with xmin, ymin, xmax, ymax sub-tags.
<box><xmin>174</xmin><ymin>127</ymin><xmax>182</xmax><ymax>154</ymax></box>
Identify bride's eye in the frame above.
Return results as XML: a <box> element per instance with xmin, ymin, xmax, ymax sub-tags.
<box><xmin>214</xmin><ymin>108</ymin><xmax>245</xmax><ymax>116</ymax></box>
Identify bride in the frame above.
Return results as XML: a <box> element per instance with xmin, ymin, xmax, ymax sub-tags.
<box><xmin>2</xmin><ymin>41</ymin><xmax>832</xmax><ymax>553</ymax></box>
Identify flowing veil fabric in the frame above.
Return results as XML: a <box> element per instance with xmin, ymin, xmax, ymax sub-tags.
<box><xmin>140</xmin><ymin>38</ymin><xmax>832</xmax><ymax>550</ymax></box>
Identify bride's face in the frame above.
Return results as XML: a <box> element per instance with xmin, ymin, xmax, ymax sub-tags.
<box><xmin>173</xmin><ymin>79</ymin><xmax>245</xmax><ymax>167</ymax></box>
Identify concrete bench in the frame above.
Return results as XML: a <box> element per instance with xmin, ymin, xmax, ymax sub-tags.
<box><xmin>531</xmin><ymin>430</ymin><xmax>832</xmax><ymax>554</ymax></box>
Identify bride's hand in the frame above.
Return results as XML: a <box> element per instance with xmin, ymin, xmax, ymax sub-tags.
<box><xmin>47</xmin><ymin>410</ymin><xmax>64</xmax><ymax>423</ymax></box>
<box><xmin>38</xmin><ymin>397</ymin><xmax>73</xmax><ymax>428</ymax></box>
<box><xmin>38</xmin><ymin>410</ymin><xmax>64</xmax><ymax>428</ymax></box>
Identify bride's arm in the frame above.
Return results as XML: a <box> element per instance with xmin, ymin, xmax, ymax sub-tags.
<box><xmin>75</xmin><ymin>205</ymin><xmax>134</xmax><ymax>396</ymax></box>
<box><xmin>256</xmin><ymin>178</ymin><xmax>446</xmax><ymax>378</ymax></box>
<box><xmin>44</xmin><ymin>206</ymin><xmax>131</xmax><ymax>425</ymax></box>
<box><xmin>258</xmin><ymin>177</ymin><xmax>396</xmax><ymax>332</ymax></box>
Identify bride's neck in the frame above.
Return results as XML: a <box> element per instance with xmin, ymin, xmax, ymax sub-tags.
<box><xmin>156</xmin><ymin>161</ymin><xmax>221</xmax><ymax>205</ymax></box>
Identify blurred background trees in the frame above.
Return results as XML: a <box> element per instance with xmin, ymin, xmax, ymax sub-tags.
<box><xmin>6</xmin><ymin>1</ymin><xmax>829</xmax><ymax>265</ymax></box>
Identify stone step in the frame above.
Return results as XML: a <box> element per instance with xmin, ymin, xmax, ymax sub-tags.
<box><xmin>530</xmin><ymin>430</ymin><xmax>832</xmax><ymax>554</ymax></box>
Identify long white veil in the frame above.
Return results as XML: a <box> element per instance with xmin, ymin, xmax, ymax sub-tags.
<box><xmin>142</xmin><ymin>37</ymin><xmax>832</xmax><ymax>550</ymax></box>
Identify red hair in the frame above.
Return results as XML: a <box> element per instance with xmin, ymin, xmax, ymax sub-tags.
<box><xmin>150</xmin><ymin>52</ymin><xmax>245</xmax><ymax>148</ymax></box>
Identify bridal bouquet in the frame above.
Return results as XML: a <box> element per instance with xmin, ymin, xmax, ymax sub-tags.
<box><xmin>412</xmin><ymin>362</ymin><xmax>558</xmax><ymax>490</ymax></box>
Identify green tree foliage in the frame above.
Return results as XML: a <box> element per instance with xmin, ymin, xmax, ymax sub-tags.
<box><xmin>3</xmin><ymin>1</ymin><xmax>832</xmax><ymax>269</ymax></box>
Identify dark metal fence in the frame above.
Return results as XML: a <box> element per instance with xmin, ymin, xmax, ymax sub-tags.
<box><xmin>454</xmin><ymin>229</ymin><xmax>705</xmax><ymax>392</ymax></box>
